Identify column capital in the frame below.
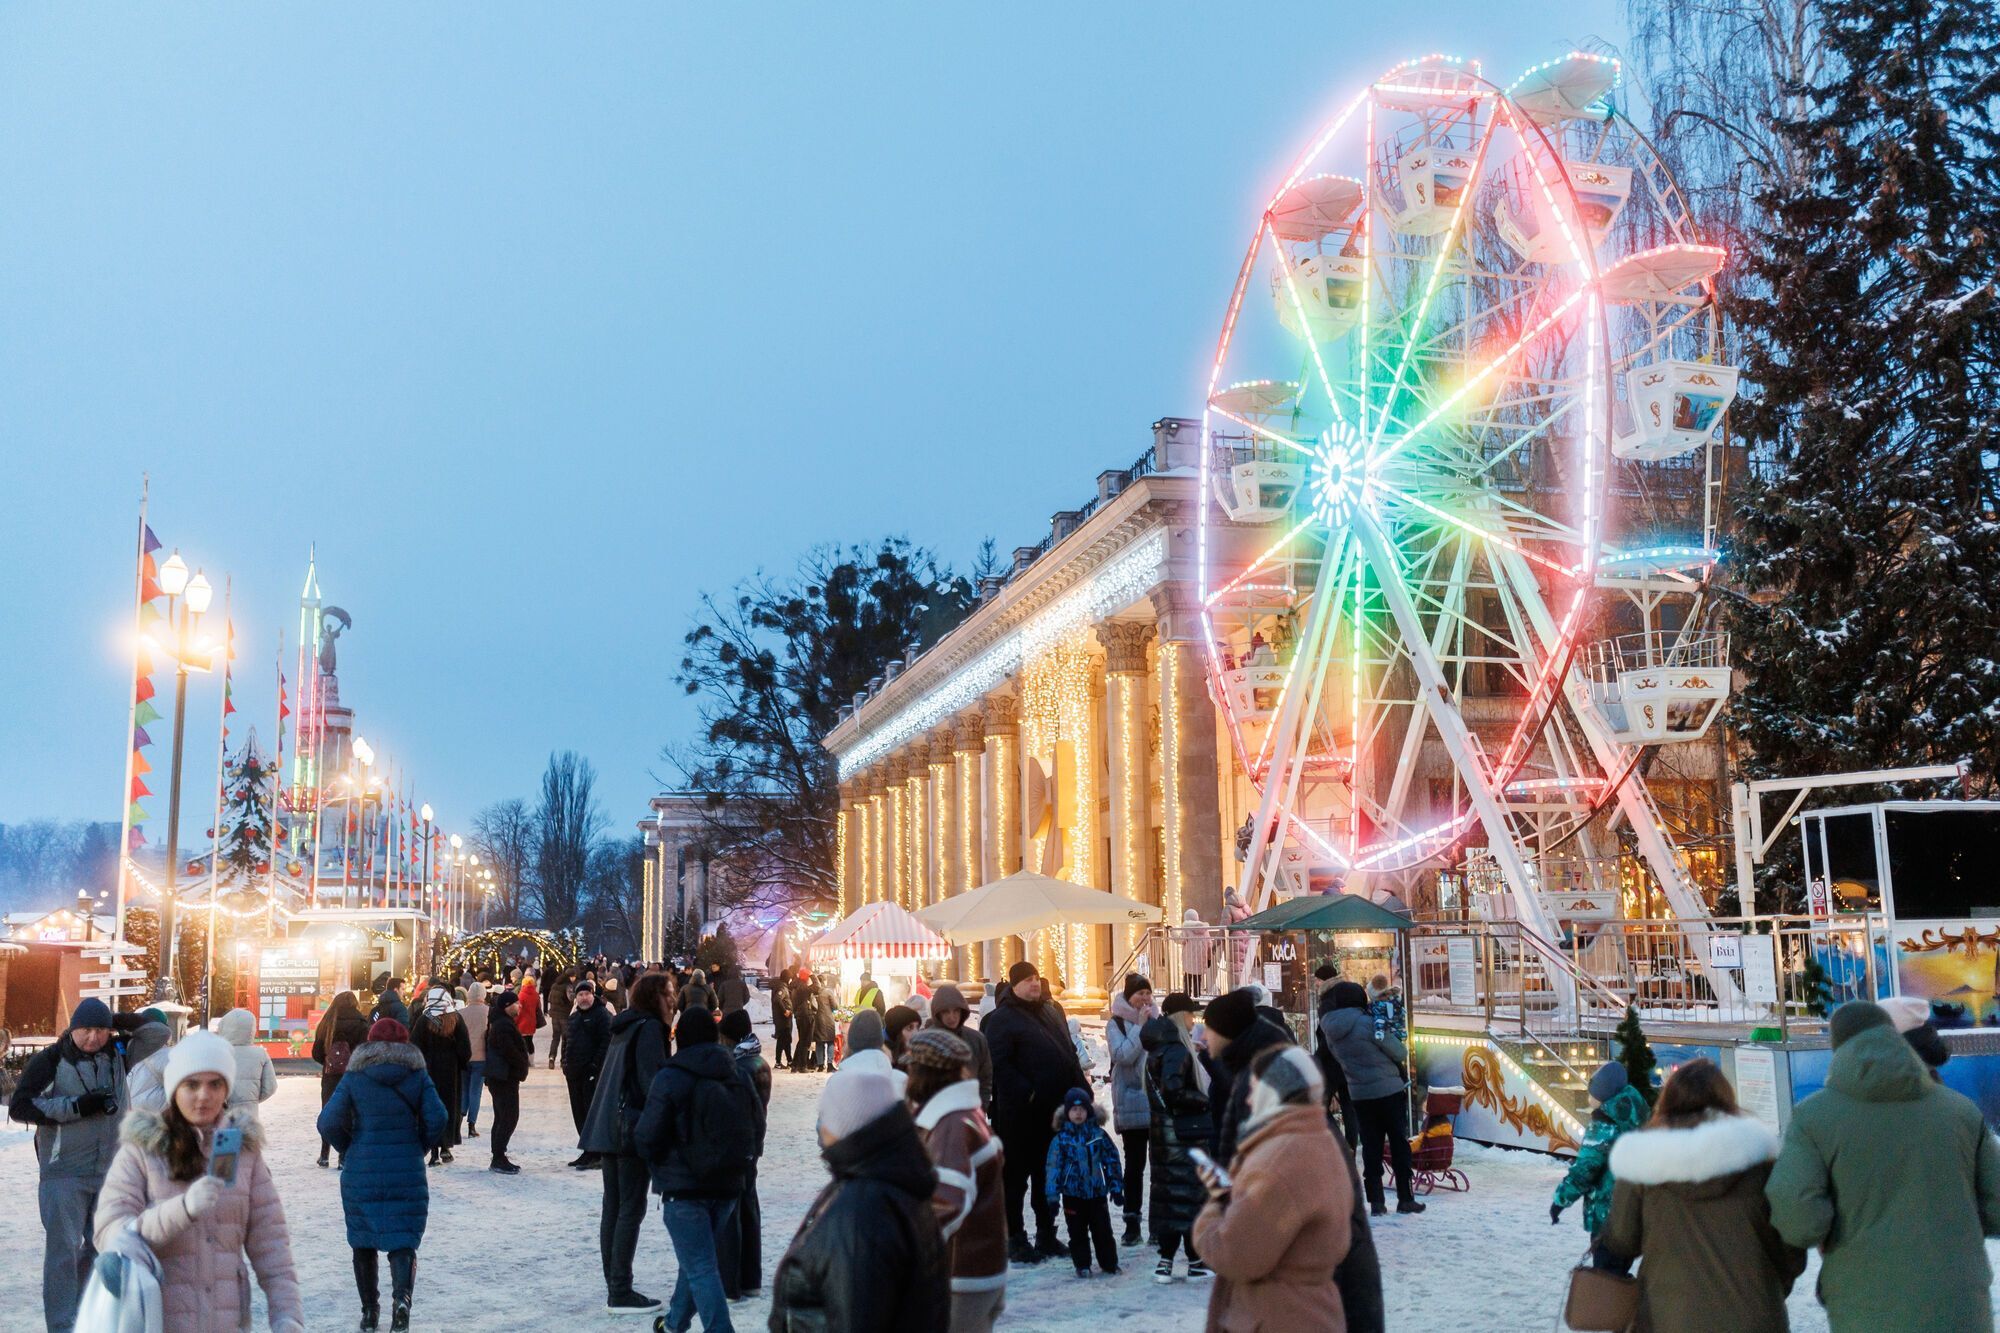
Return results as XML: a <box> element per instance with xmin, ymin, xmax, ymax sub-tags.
<box><xmin>926</xmin><ymin>730</ymin><xmax>956</xmax><ymax>766</ymax></box>
<box><xmin>1098</xmin><ymin>620</ymin><xmax>1155</xmax><ymax>674</ymax></box>
<box><xmin>982</xmin><ymin>693</ymin><xmax>1019</xmax><ymax>737</ymax></box>
<box><xmin>953</xmin><ymin>710</ymin><xmax>987</xmax><ymax>753</ymax></box>
<box><xmin>1150</xmin><ymin>584</ymin><xmax>1205</xmax><ymax>644</ymax></box>
<box><xmin>883</xmin><ymin>753</ymin><xmax>910</xmax><ymax>786</ymax></box>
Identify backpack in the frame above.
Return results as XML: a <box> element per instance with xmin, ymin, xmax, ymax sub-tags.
<box><xmin>677</xmin><ymin>1071</ymin><xmax>757</xmax><ymax>1188</ymax></box>
<box><xmin>74</xmin><ymin>1222</ymin><xmax>164</xmax><ymax>1333</ymax></box>
<box><xmin>324</xmin><ymin>1039</ymin><xmax>354</xmax><ymax>1079</ymax></box>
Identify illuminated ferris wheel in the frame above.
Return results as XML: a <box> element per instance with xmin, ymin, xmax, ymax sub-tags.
<box><xmin>1200</xmin><ymin>52</ymin><xmax>1742</xmax><ymax>939</ymax></box>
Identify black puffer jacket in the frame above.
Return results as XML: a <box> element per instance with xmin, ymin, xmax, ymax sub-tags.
<box><xmin>768</xmin><ymin>1105</ymin><xmax>949</xmax><ymax>1333</ymax></box>
<box><xmin>485</xmin><ymin>1008</ymin><xmax>532</xmax><ymax>1084</ymax></box>
<box><xmin>1213</xmin><ymin>1016</ymin><xmax>1294</xmax><ymax>1165</ymax></box>
<box><xmin>580</xmin><ymin>1007</ymin><xmax>669</xmax><ymax>1156</ymax></box>
<box><xmin>562</xmin><ymin>1000</ymin><xmax>613</xmax><ymax>1078</ymax></box>
<box><xmin>1142</xmin><ymin>1016</ymin><xmax>1211</xmax><ymax>1237</ymax></box>
<box><xmin>981</xmin><ymin>990</ymin><xmax>1086</xmax><ymax>1135</ymax></box>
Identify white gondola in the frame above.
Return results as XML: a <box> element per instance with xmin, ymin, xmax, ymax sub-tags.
<box><xmin>1220</xmin><ymin>637</ymin><xmax>1286</xmax><ymax>721</ymax></box>
<box><xmin>1597</xmin><ymin>243</ymin><xmax>1727</xmax><ymax>304</ymax></box>
<box><xmin>1507</xmin><ymin>52</ymin><xmax>1620</xmax><ymax>124</ymax></box>
<box><xmin>1384</xmin><ymin>143</ymin><xmax>1479</xmax><ymax>235</ymax></box>
<box><xmin>1495</xmin><ymin>157</ymin><xmax>1631</xmax><ymax>262</ymax></box>
<box><xmin>1272</xmin><ymin>251</ymin><xmax>1367</xmax><ymax>340</ymax></box>
<box><xmin>1580</xmin><ymin>631</ymin><xmax>1731</xmax><ymax>744</ymax></box>
<box><xmin>1613</xmin><ymin>360</ymin><xmax>1741</xmax><ymax>461</ymax></box>
<box><xmin>1268</xmin><ymin>174</ymin><xmax>1366</xmax><ymax>243</ymax></box>
<box><xmin>1218</xmin><ymin>459</ymin><xmax>1306</xmax><ymax>523</ymax></box>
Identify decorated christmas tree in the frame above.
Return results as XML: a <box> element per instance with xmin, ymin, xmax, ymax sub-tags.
<box><xmin>1615</xmin><ymin>1006</ymin><xmax>1658</xmax><ymax>1107</ymax></box>
<box><xmin>217</xmin><ymin>731</ymin><xmax>279</xmax><ymax>888</ymax></box>
<box><xmin>1726</xmin><ymin>0</ymin><xmax>2000</xmax><ymax>860</ymax></box>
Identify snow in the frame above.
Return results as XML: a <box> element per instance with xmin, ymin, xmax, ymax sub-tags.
<box><xmin>5</xmin><ymin>1064</ymin><xmax>1999</xmax><ymax>1330</ymax></box>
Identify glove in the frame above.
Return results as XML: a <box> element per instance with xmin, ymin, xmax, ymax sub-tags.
<box><xmin>183</xmin><ymin>1176</ymin><xmax>225</xmax><ymax>1218</ymax></box>
<box><xmin>75</xmin><ymin>1090</ymin><xmax>116</xmax><ymax>1118</ymax></box>
<box><xmin>1550</xmin><ymin>1204</ymin><xmax>1564</xmax><ymax>1226</ymax></box>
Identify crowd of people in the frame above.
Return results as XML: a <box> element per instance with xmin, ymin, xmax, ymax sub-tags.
<box><xmin>13</xmin><ymin>945</ymin><xmax>2000</xmax><ymax>1332</ymax></box>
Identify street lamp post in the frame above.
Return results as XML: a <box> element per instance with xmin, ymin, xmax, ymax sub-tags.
<box><xmin>448</xmin><ymin>833</ymin><xmax>463</xmax><ymax>936</ymax></box>
<box><xmin>420</xmin><ymin>804</ymin><xmax>434</xmax><ymax>918</ymax></box>
<box><xmin>153</xmin><ymin>553</ymin><xmax>213</xmax><ymax>1003</ymax></box>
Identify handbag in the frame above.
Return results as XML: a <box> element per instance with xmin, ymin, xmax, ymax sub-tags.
<box><xmin>75</xmin><ymin>1221</ymin><xmax>165</xmax><ymax>1333</ymax></box>
<box><xmin>1562</xmin><ymin>1252</ymin><xmax>1639</xmax><ymax>1332</ymax></box>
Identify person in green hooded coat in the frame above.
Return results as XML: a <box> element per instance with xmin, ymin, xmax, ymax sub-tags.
<box><xmin>1551</xmin><ymin>1061</ymin><xmax>1651</xmax><ymax>1268</ymax></box>
<box><xmin>1766</xmin><ymin>1000</ymin><xmax>2000</xmax><ymax>1332</ymax></box>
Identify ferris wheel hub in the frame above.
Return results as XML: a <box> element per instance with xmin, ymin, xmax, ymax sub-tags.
<box><xmin>1311</xmin><ymin>423</ymin><xmax>1369</xmax><ymax>526</ymax></box>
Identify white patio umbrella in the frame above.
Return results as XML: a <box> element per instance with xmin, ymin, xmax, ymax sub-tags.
<box><xmin>915</xmin><ymin>870</ymin><xmax>1163</xmax><ymax>944</ymax></box>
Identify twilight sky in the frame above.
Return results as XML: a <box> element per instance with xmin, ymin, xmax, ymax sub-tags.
<box><xmin>0</xmin><ymin>3</ymin><xmax>1621</xmax><ymax>840</ymax></box>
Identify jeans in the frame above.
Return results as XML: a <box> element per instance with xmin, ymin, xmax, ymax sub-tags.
<box><xmin>463</xmin><ymin>1060</ymin><xmax>486</xmax><ymax>1128</ymax></box>
<box><xmin>487</xmin><ymin>1078</ymin><xmax>521</xmax><ymax>1160</ymax></box>
<box><xmin>1354</xmin><ymin>1091</ymin><xmax>1414</xmax><ymax>1209</ymax></box>
<box><xmin>1062</xmin><ymin>1196</ymin><xmax>1118</xmax><ymax>1273</ymax></box>
<box><xmin>600</xmin><ymin>1153</ymin><xmax>651</xmax><ymax>1298</ymax></box>
<box><xmin>773</xmin><ymin>1017</ymin><xmax>791</xmax><ymax>1066</ymax></box>
<box><xmin>1119</xmin><ymin>1128</ymin><xmax>1147</xmax><ymax>1226</ymax></box>
<box><xmin>716</xmin><ymin>1162</ymin><xmax>762</xmax><ymax>1298</ymax></box>
<box><xmin>39</xmin><ymin>1174</ymin><xmax>98</xmax><ymax>1333</ymax></box>
<box><xmin>550</xmin><ymin>1016</ymin><xmax>568</xmax><ymax>1065</ymax></box>
<box><xmin>662</xmin><ymin>1196</ymin><xmax>738</xmax><ymax>1332</ymax></box>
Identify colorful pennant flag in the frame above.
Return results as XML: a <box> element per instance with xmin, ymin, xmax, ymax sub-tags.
<box><xmin>123</xmin><ymin>521</ymin><xmax>165</xmax><ymax>852</ymax></box>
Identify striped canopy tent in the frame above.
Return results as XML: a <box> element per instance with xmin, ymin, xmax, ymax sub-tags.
<box><xmin>808</xmin><ymin>900</ymin><xmax>951</xmax><ymax>965</ymax></box>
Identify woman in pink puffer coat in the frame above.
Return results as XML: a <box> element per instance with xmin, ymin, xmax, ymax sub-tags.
<box><xmin>94</xmin><ymin>1030</ymin><xmax>303</xmax><ymax>1332</ymax></box>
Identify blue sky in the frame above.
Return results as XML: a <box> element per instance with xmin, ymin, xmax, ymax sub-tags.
<box><xmin>0</xmin><ymin>3</ymin><xmax>1621</xmax><ymax>839</ymax></box>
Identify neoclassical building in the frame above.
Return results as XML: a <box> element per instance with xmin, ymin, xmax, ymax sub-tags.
<box><xmin>821</xmin><ymin>413</ymin><xmax>1730</xmax><ymax>1004</ymax></box>
<box><xmin>823</xmin><ymin>419</ymin><xmax>1226</xmax><ymax>1000</ymax></box>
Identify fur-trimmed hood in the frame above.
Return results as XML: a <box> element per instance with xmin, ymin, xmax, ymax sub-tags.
<box><xmin>1608</xmin><ymin>1112</ymin><xmax>1779</xmax><ymax>1190</ymax></box>
<box><xmin>1108</xmin><ymin>992</ymin><xmax>1152</xmax><ymax>1027</ymax></box>
<box><xmin>1051</xmin><ymin>1096</ymin><xmax>1108</xmax><ymax>1131</ymax></box>
<box><xmin>120</xmin><ymin>1102</ymin><xmax>265</xmax><ymax>1156</ymax></box>
<box><xmin>346</xmin><ymin>1040</ymin><xmax>427</xmax><ymax>1074</ymax></box>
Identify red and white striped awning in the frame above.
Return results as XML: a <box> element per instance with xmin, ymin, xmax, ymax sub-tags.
<box><xmin>808</xmin><ymin>901</ymin><xmax>951</xmax><ymax>963</ymax></box>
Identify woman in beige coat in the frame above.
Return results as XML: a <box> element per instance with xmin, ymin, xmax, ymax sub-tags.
<box><xmin>1193</xmin><ymin>1045</ymin><xmax>1353</xmax><ymax>1332</ymax></box>
<box><xmin>94</xmin><ymin>1030</ymin><xmax>304</xmax><ymax>1333</ymax></box>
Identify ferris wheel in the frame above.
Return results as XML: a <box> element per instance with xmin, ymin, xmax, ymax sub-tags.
<box><xmin>1199</xmin><ymin>52</ymin><xmax>1742</xmax><ymax>941</ymax></box>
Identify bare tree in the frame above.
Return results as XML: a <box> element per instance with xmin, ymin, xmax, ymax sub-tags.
<box><xmin>1623</xmin><ymin>0</ymin><xmax>1824</xmax><ymax>252</ymax></box>
<box><xmin>583</xmin><ymin>835</ymin><xmax>646</xmax><ymax>958</ymax></box>
<box><xmin>470</xmin><ymin>798</ymin><xmax>535</xmax><ymax>924</ymax></box>
<box><xmin>531</xmin><ymin>751</ymin><xmax>605</xmax><ymax>930</ymax></box>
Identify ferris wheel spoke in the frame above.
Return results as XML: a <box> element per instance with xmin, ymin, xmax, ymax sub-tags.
<box><xmin>1267</xmin><ymin>224</ymin><xmax>1352</xmax><ymax>429</ymax></box>
<box><xmin>1207</xmin><ymin>405</ymin><xmax>1318</xmax><ymax>458</ymax></box>
<box><xmin>1205</xmin><ymin>511</ymin><xmax>1321</xmax><ymax>608</ymax></box>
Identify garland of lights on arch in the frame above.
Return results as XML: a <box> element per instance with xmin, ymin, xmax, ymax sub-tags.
<box><xmin>1199</xmin><ymin>51</ymin><xmax>1742</xmax><ymax>944</ymax></box>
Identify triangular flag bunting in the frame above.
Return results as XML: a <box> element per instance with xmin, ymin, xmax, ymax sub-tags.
<box><xmin>132</xmin><ymin>724</ymin><xmax>152</xmax><ymax>748</ymax></box>
<box><xmin>132</xmin><ymin>751</ymin><xmax>152</xmax><ymax>777</ymax></box>
<box><xmin>143</xmin><ymin>524</ymin><xmax>162</xmax><ymax>554</ymax></box>
<box><xmin>134</xmin><ymin>700</ymin><xmax>162</xmax><ymax>725</ymax></box>
<box><xmin>135</xmin><ymin>677</ymin><xmax>155</xmax><ymax>703</ymax></box>
<box><xmin>131</xmin><ymin>776</ymin><xmax>151</xmax><ymax>799</ymax></box>
<box><xmin>140</xmin><ymin>575</ymin><xmax>162</xmax><ymax>602</ymax></box>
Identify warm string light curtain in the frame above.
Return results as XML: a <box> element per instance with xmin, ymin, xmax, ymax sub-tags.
<box><xmin>1020</xmin><ymin>631</ymin><xmax>1096</xmax><ymax>990</ymax></box>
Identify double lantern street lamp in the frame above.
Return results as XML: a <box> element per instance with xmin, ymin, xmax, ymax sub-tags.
<box><xmin>152</xmin><ymin>551</ymin><xmax>215</xmax><ymax>1003</ymax></box>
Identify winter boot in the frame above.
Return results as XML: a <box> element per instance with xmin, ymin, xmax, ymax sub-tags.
<box><xmin>1121</xmin><ymin>1213</ymin><xmax>1142</xmax><ymax>1246</ymax></box>
<box><xmin>1396</xmin><ymin>1198</ymin><xmax>1427</xmax><ymax>1215</ymax></box>
<box><xmin>1036</xmin><ymin>1232</ymin><xmax>1070</xmax><ymax>1260</ymax></box>
<box><xmin>352</xmin><ymin>1249</ymin><xmax>379</xmax><ymax>1329</ymax></box>
<box><xmin>388</xmin><ymin>1249</ymin><xmax>415</xmax><ymax>1332</ymax></box>
<box><xmin>1007</xmin><ymin>1235</ymin><xmax>1043</xmax><ymax>1266</ymax></box>
<box><xmin>606</xmin><ymin>1289</ymin><xmax>663</xmax><ymax>1315</ymax></box>
<box><xmin>466</xmin><ymin>1123</ymin><xmax>479</xmax><ymax>1138</ymax></box>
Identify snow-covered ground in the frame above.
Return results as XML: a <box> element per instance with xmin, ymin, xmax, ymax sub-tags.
<box><xmin>3</xmin><ymin>1058</ymin><xmax>1993</xmax><ymax>1330</ymax></box>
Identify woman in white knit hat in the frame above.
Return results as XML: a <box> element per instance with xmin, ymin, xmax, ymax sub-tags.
<box><xmin>93</xmin><ymin>1029</ymin><xmax>304</xmax><ymax>1332</ymax></box>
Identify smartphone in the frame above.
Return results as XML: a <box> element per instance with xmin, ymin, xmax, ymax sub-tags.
<box><xmin>1187</xmin><ymin>1147</ymin><xmax>1232</xmax><ymax>1192</ymax></box>
<box><xmin>208</xmin><ymin>1127</ymin><xmax>242</xmax><ymax>1185</ymax></box>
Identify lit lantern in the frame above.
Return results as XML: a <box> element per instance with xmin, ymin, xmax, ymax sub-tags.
<box><xmin>1613</xmin><ymin>360</ymin><xmax>1742</xmax><ymax>461</ymax></box>
<box><xmin>1495</xmin><ymin>157</ymin><xmax>1632</xmax><ymax>263</ymax></box>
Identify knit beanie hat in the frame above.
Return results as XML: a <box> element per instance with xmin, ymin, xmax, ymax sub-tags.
<box><xmin>884</xmin><ymin>1005</ymin><xmax>921</xmax><ymax>1039</ymax></box>
<box><xmin>467</xmin><ymin>982</ymin><xmax>486</xmax><ymax>1003</ymax></box>
<box><xmin>1330</xmin><ymin>980</ymin><xmax>1370</xmax><ymax>1011</ymax></box>
<box><xmin>817</xmin><ymin>1071</ymin><xmax>901</xmax><ymax>1139</ymax></box>
<box><xmin>1880</xmin><ymin>996</ymin><xmax>1931</xmax><ymax>1033</ymax></box>
<box><xmin>1008</xmin><ymin>960</ymin><xmax>1039</xmax><ymax>986</ymax></box>
<box><xmin>69</xmin><ymin>998</ymin><xmax>114</xmax><ymax>1031</ymax></box>
<box><xmin>494</xmin><ymin>990</ymin><xmax>519</xmax><ymax>1013</ymax></box>
<box><xmin>719</xmin><ymin>1008</ymin><xmax>753</xmax><ymax>1042</ymax></box>
<box><xmin>1587</xmin><ymin>1061</ymin><xmax>1628</xmax><ymax>1104</ymax></box>
<box><xmin>1248</xmin><ymin>1044</ymin><xmax>1323</xmax><ymax>1111</ymax></box>
<box><xmin>678</xmin><ymin>1007</ymin><xmax>719</xmax><ymax>1047</ymax></box>
<box><xmin>1123</xmin><ymin>974</ymin><xmax>1153</xmax><ymax>1000</ymax></box>
<box><xmin>1829</xmin><ymin>1001</ymin><xmax>1893</xmax><ymax>1049</ymax></box>
<box><xmin>1313</xmin><ymin>963</ymin><xmax>1338</xmax><ymax>983</ymax></box>
<box><xmin>1204</xmin><ymin>988</ymin><xmax>1258</xmax><ymax>1040</ymax></box>
<box><xmin>368</xmin><ymin>1018</ymin><xmax>410</xmax><ymax>1044</ymax></box>
<box><xmin>163</xmin><ymin>1030</ymin><xmax>235</xmax><ymax>1099</ymax></box>
<box><xmin>904</xmin><ymin>1028</ymin><xmax>972</xmax><ymax>1071</ymax></box>
<box><xmin>1161</xmin><ymin>991</ymin><xmax>1201</xmax><ymax>1017</ymax></box>
<box><xmin>1062</xmin><ymin>1086</ymin><xmax>1095</xmax><ymax>1111</ymax></box>
<box><xmin>846</xmin><ymin>1007</ymin><xmax>886</xmax><ymax>1053</ymax></box>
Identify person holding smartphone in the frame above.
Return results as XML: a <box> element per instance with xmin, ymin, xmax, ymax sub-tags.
<box><xmin>93</xmin><ymin>1030</ymin><xmax>304</xmax><ymax>1333</ymax></box>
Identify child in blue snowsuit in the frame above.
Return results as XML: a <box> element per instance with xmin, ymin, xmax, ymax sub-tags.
<box><xmin>1044</xmin><ymin>1086</ymin><xmax>1124</xmax><ymax>1277</ymax></box>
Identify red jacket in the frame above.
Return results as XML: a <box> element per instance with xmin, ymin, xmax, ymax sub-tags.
<box><xmin>914</xmin><ymin>1078</ymin><xmax>1008</xmax><ymax>1293</ymax></box>
<box><xmin>516</xmin><ymin>982</ymin><xmax>541</xmax><ymax>1036</ymax></box>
